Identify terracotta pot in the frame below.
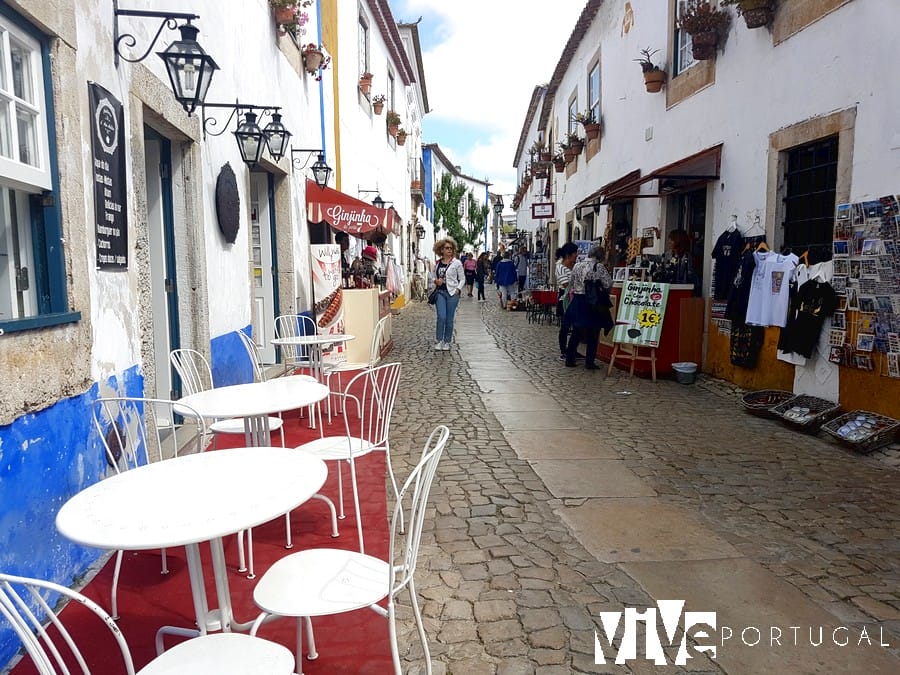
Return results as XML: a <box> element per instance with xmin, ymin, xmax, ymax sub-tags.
<box><xmin>554</xmin><ymin>161</ymin><xmax>566</xmax><ymax>173</ymax></box>
<box><xmin>396</xmin><ymin>133</ymin><xmax>407</xmax><ymax>146</ymax></box>
<box><xmin>273</xmin><ymin>6</ymin><xmax>297</xmax><ymax>24</ymax></box>
<box><xmin>411</xmin><ymin>180</ymin><xmax>422</xmax><ymax>190</ymax></box>
<box><xmin>582</xmin><ymin>123</ymin><xmax>600</xmax><ymax>140</ymax></box>
<box><xmin>359</xmin><ymin>79</ymin><xmax>372</xmax><ymax>95</ymax></box>
<box><xmin>643</xmin><ymin>69</ymin><xmax>666</xmax><ymax>93</ymax></box>
<box><xmin>690</xmin><ymin>30</ymin><xmax>718</xmax><ymax>60</ymax></box>
<box><xmin>571</xmin><ymin>139</ymin><xmax>584</xmax><ymax>155</ymax></box>
<box><xmin>373</xmin><ymin>101</ymin><xmax>384</xmax><ymax>114</ymax></box>
<box><xmin>304</xmin><ymin>49</ymin><xmax>323</xmax><ymax>74</ymax></box>
<box><xmin>742</xmin><ymin>6</ymin><xmax>772</xmax><ymax>28</ymax></box>
<box><xmin>540</xmin><ymin>151</ymin><xmax>552</xmax><ymax>162</ymax></box>
<box><xmin>388</xmin><ymin>124</ymin><xmax>399</xmax><ymax>137</ymax></box>
<box><xmin>563</xmin><ymin>148</ymin><xmax>576</xmax><ymax>162</ymax></box>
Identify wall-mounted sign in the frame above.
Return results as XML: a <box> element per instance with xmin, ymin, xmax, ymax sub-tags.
<box><xmin>532</xmin><ymin>202</ymin><xmax>555</xmax><ymax>219</ymax></box>
<box><xmin>89</xmin><ymin>82</ymin><xmax>127</xmax><ymax>269</ymax></box>
<box><xmin>215</xmin><ymin>163</ymin><xmax>241</xmax><ymax>244</ymax></box>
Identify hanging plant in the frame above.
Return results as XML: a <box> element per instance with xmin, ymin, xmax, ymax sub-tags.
<box><xmin>721</xmin><ymin>0</ymin><xmax>776</xmax><ymax>29</ymax></box>
<box><xmin>677</xmin><ymin>0</ymin><xmax>731</xmax><ymax>60</ymax></box>
<box><xmin>386</xmin><ymin>110</ymin><xmax>401</xmax><ymax>137</ymax></box>
<box><xmin>634</xmin><ymin>47</ymin><xmax>666</xmax><ymax>93</ymax></box>
<box><xmin>573</xmin><ymin>110</ymin><xmax>601</xmax><ymax>140</ymax></box>
<box><xmin>359</xmin><ymin>72</ymin><xmax>374</xmax><ymax>94</ymax></box>
<box><xmin>371</xmin><ymin>94</ymin><xmax>386</xmax><ymax>115</ymax></box>
<box><xmin>396</xmin><ymin>129</ymin><xmax>407</xmax><ymax>146</ymax></box>
<box><xmin>270</xmin><ymin>0</ymin><xmax>312</xmax><ymax>36</ymax></box>
<box><xmin>301</xmin><ymin>43</ymin><xmax>331</xmax><ymax>81</ymax></box>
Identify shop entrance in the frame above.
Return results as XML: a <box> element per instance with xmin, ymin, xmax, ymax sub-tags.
<box><xmin>671</xmin><ymin>187</ymin><xmax>707</xmax><ymax>290</ymax></box>
<box><xmin>144</xmin><ymin>127</ymin><xmax>180</xmax><ymax>400</ymax></box>
<box><xmin>250</xmin><ymin>172</ymin><xmax>278</xmax><ymax>364</ymax></box>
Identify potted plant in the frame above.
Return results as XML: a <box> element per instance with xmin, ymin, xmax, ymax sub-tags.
<box><xmin>301</xmin><ymin>43</ymin><xmax>331</xmax><ymax>80</ymax></box>
<box><xmin>634</xmin><ymin>47</ymin><xmax>666</xmax><ymax>93</ymax></box>
<box><xmin>359</xmin><ymin>72</ymin><xmax>373</xmax><ymax>95</ymax></box>
<box><xmin>371</xmin><ymin>94</ymin><xmax>385</xmax><ymax>115</ymax></box>
<box><xmin>566</xmin><ymin>131</ymin><xmax>584</xmax><ymax>156</ymax></box>
<box><xmin>386</xmin><ymin>110</ymin><xmax>400</xmax><ymax>137</ymax></box>
<box><xmin>396</xmin><ymin>128</ymin><xmax>407</xmax><ymax>146</ymax></box>
<box><xmin>552</xmin><ymin>153</ymin><xmax>567</xmax><ymax>173</ymax></box>
<box><xmin>574</xmin><ymin>110</ymin><xmax>601</xmax><ymax>140</ymax></box>
<box><xmin>677</xmin><ymin>0</ymin><xmax>731</xmax><ymax>60</ymax></box>
<box><xmin>722</xmin><ymin>0</ymin><xmax>775</xmax><ymax>29</ymax></box>
<box><xmin>270</xmin><ymin>0</ymin><xmax>298</xmax><ymax>27</ymax></box>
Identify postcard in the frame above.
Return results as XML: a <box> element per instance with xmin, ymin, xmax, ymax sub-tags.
<box><xmin>853</xmin><ymin>353</ymin><xmax>874</xmax><ymax>371</ymax></box>
<box><xmin>833</xmin><ymin>240</ymin><xmax>850</xmax><ymax>256</ymax></box>
<box><xmin>846</xmin><ymin>287</ymin><xmax>859</xmax><ymax>310</ymax></box>
<box><xmin>889</xmin><ymin>353</ymin><xmax>900</xmax><ymax>378</ymax></box>
<box><xmin>857</xmin><ymin>312</ymin><xmax>876</xmax><ymax>333</ymax></box>
<box><xmin>859</xmin><ymin>296</ymin><xmax>877</xmax><ymax>314</ymax></box>
<box><xmin>831</xmin><ymin>276</ymin><xmax>847</xmax><ymax>295</ymax></box>
<box><xmin>828</xmin><ymin>346</ymin><xmax>845</xmax><ymax>365</ymax></box>
<box><xmin>833</xmin><ymin>258</ymin><xmax>849</xmax><ymax>276</ymax></box>
<box><xmin>832</xmin><ymin>312</ymin><xmax>846</xmax><ymax>330</ymax></box>
<box><xmin>828</xmin><ymin>329</ymin><xmax>846</xmax><ymax>347</ymax></box>
<box><xmin>856</xmin><ymin>333</ymin><xmax>875</xmax><ymax>352</ymax></box>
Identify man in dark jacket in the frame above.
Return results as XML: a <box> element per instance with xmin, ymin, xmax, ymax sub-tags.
<box><xmin>495</xmin><ymin>251</ymin><xmax>518</xmax><ymax>309</ymax></box>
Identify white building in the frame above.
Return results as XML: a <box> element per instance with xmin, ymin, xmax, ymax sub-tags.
<box><xmin>0</xmin><ymin>0</ymin><xmax>426</xmax><ymax>635</ymax></box>
<box><xmin>511</xmin><ymin>0</ymin><xmax>900</xmax><ymax>413</ymax></box>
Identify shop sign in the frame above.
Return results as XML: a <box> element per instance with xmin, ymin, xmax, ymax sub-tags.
<box><xmin>612</xmin><ymin>280</ymin><xmax>671</xmax><ymax>347</ymax></box>
<box><xmin>531</xmin><ymin>202</ymin><xmax>554</xmax><ymax>219</ymax></box>
<box><xmin>89</xmin><ymin>82</ymin><xmax>127</xmax><ymax>269</ymax></box>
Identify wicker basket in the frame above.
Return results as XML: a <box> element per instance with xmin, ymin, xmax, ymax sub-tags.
<box><xmin>822</xmin><ymin>410</ymin><xmax>900</xmax><ymax>453</ymax></box>
<box><xmin>770</xmin><ymin>394</ymin><xmax>841</xmax><ymax>432</ymax></box>
<box><xmin>740</xmin><ymin>390</ymin><xmax>795</xmax><ymax>418</ymax></box>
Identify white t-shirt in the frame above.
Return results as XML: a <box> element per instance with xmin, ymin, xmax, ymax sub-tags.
<box><xmin>746</xmin><ymin>251</ymin><xmax>798</xmax><ymax>327</ymax></box>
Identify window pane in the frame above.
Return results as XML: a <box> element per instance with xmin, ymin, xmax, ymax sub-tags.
<box><xmin>0</xmin><ymin>100</ymin><xmax>11</xmax><ymax>158</ymax></box>
<box><xmin>10</xmin><ymin>38</ymin><xmax>34</xmax><ymax>104</ymax></box>
<box><xmin>675</xmin><ymin>29</ymin><xmax>695</xmax><ymax>74</ymax></box>
<box><xmin>0</xmin><ymin>32</ymin><xmax>8</xmax><ymax>92</ymax></box>
<box><xmin>0</xmin><ymin>186</ymin><xmax>36</xmax><ymax>320</ymax></box>
<box><xmin>589</xmin><ymin>64</ymin><xmax>600</xmax><ymax>121</ymax></box>
<box><xmin>16</xmin><ymin>104</ymin><xmax>36</xmax><ymax>166</ymax></box>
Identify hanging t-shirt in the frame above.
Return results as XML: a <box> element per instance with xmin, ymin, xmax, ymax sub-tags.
<box><xmin>725</xmin><ymin>250</ymin><xmax>756</xmax><ymax>325</ymax></box>
<box><xmin>711</xmin><ymin>229</ymin><xmax>744</xmax><ymax>300</ymax></box>
<box><xmin>779</xmin><ymin>280</ymin><xmax>838</xmax><ymax>358</ymax></box>
<box><xmin>745</xmin><ymin>251</ymin><xmax>798</xmax><ymax>327</ymax></box>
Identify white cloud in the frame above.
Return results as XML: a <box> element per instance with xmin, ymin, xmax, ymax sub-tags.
<box><xmin>394</xmin><ymin>0</ymin><xmax>586</xmax><ymax>192</ymax></box>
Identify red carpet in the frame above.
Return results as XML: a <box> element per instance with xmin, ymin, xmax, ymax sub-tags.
<box><xmin>12</xmin><ymin>387</ymin><xmax>393</xmax><ymax>674</ymax></box>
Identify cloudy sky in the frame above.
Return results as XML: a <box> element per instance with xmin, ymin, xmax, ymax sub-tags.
<box><xmin>392</xmin><ymin>0</ymin><xmax>587</xmax><ymax>199</ymax></box>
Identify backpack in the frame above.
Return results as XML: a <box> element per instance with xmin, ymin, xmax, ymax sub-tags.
<box><xmin>584</xmin><ymin>263</ymin><xmax>612</xmax><ymax>311</ymax></box>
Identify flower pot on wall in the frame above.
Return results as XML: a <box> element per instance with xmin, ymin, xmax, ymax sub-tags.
<box><xmin>689</xmin><ymin>31</ymin><xmax>718</xmax><ymax>60</ymax></box>
<box><xmin>372</xmin><ymin>100</ymin><xmax>384</xmax><ymax>114</ymax></box>
<box><xmin>643</xmin><ymin>70</ymin><xmax>666</xmax><ymax>93</ymax></box>
<box><xmin>741</xmin><ymin>6</ymin><xmax>772</xmax><ymax>28</ymax></box>
<box><xmin>396</xmin><ymin>131</ymin><xmax>407</xmax><ymax>146</ymax></box>
<box><xmin>582</xmin><ymin>123</ymin><xmax>601</xmax><ymax>140</ymax></box>
<box><xmin>359</xmin><ymin>75</ymin><xmax>373</xmax><ymax>95</ymax></box>
<box><xmin>273</xmin><ymin>6</ymin><xmax>297</xmax><ymax>25</ymax></box>
<box><xmin>570</xmin><ymin>139</ymin><xmax>584</xmax><ymax>155</ymax></box>
<box><xmin>388</xmin><ymin>124</ymin><xmax>399</xmax><ymax>137</ymax></box>
<box><xmin>304</xmin><ymin>49</ymin><xmax>324</xmax><ymax>74</ymax></box>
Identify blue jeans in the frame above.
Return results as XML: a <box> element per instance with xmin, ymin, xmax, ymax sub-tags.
<box><xmin>434</xmin><ymin>290</ymin><xmax>460</xmax><ymax>343</ymax></box>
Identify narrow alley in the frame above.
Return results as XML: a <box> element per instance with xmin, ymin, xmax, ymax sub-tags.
<box><xmin>387</xmin><ymin>296</ymin><xmax>900</xmax><ymax>674</ymax></box>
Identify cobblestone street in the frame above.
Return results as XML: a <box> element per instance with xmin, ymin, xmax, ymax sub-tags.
<box><xmin>386</xmin><ymin>296</ymin><xmax>900</xmax><ymax>674</ymax></box>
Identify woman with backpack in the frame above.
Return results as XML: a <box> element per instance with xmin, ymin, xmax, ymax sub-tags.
<box><xmin>564</xmin><ymin>245</ymin><xmax>612</xmax><ymax>370</ymax></box>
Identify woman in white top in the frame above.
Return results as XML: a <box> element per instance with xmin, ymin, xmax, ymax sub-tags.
<box><xmin>430</xmin><ymin>237</ymin><xmax>465</xmax><ymax>351</ymax></box>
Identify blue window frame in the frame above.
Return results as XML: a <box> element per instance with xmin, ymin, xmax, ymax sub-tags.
<box><xmin>0</xmin><ymin>7</ymin><xmax>78</xmax><ymax>333</ymax></box>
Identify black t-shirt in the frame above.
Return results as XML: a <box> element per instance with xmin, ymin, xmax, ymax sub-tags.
<box><xmin>711</xmin><ymin>229</ymin><xmax>744</xmax><ymax>300</ymax></box>
<box><xmin>780</xmin><ymin>280</ymin><xmax>838</xmax><ymax>358</ymax></box>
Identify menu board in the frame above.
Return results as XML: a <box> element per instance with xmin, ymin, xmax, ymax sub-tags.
<box><xmin>611</xmin><ymin>281</ymin><xmax>671</xmax><ymax>347</ymax></box>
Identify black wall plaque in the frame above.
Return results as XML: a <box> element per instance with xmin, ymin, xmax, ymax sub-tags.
<box><xmin>215</xmin><ymin>163</ymin><xmax>241</xmax><ymax>244</ymax></box>
<box><xmin>89</xmin><ymin>82</ymin><xmax>128</xmax><ymax>269</ymax></box>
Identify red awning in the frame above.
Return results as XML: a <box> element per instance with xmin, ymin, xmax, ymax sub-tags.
<box><xmin>306</xmin><ymin>180</ymin><xmax>395</xmax><ymax>235</ymax></box>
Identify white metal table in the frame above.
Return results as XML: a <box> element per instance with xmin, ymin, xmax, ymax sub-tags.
<box><xmin>56</xmin><ymin>446</ymin><xmax>327</xmax><ymax>646</ymax></box>
<box><xmin>271</xmin><ymin>334</ymin><xmax>356</xmax><ymax>384</ymax></box>
<box><xmin>177</xmin><ymin>376</ymin><xmax>329</xmax><ymax>447</ymax></box>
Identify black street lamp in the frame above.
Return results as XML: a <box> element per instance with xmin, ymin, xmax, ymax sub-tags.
<box><xmin>291</xmin><ymin>149</ymin><xmax>332</xmax><ymax>189</ymax></box>
<box><xmin>113</xmin><ymin>3</ymin><xmax>218</xmax><ymax>116</ymax></box>
<box><xmin>233</xmin><ymin>111</ymin><xmax>265</xmax><ymax>166</ymax></box>
<box><xmin>262</xmin><ymin>112</ymin><xmax>292</xmax><ymax>162</ymax></box>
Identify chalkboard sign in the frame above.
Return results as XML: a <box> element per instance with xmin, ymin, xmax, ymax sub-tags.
<box><xmin>89</xmin><ymin>83</ymin><xmax>127</xmax><ymax>269</ymax></box>
<box><xmin>215</xmin><ymin>163</ymin><xmax>241</xmax><ymax>244</ymax></box>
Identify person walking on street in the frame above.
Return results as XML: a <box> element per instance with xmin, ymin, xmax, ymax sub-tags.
<box><xmin>495</xmin><ymin>251</ymin><xmax>518</xmax><ymax>310</ymax></box>
<box><xmin>514</xmin><ymin>245</ymin><xmax>529</xmax><ymax>297</ymax></box>
<box><xmin>430</xmin><ymin>237</ymin><xmax>465</xmax><ymax>351</ymax></box>
<box><xmin>492</xmin><ymin>244</ymin><xmax>506</xmax><ymax>287</ymax></box>
<box><xmin>555</xmin><ymin>242</ymin><xmax>582</xmax><ymax>361</ymax></box>
<box><xmin>475</xmin><ymin>252</ymin><xmax>490</xmax><ymax>302</ymax></box>
<box><xmin>463</xmin><ymin>254</ymin><xmax>478</xmax><ymax>297</ymax></box>
<box><xmin>564</xmin><ymin>245</ymin><xmax>613</xmax><ymax>369</ymax></box>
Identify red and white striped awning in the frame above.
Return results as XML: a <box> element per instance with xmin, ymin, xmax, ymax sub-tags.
<box><xmin>306</xmin><ymin>180</ymin><xmax>397</xmax><ymax>235</ymax></box>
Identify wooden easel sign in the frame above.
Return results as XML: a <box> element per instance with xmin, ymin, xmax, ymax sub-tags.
<box><xmin>612</xmin><ymin>281</ymin><xmax>671</xmax><ymax>346</ymax></box>
<box><xmin>608</xmin><ymin>281</ymin><xmax>670</xmax><ymax>381</ymax></box>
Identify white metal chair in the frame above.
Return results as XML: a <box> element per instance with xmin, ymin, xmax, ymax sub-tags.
<box><xmin>235</xmin><ymin>330</ymin><xmax>338</xmax><ymax>568</ymax></box>
<box><xmin>91</xmin><ymin>397</ymin><xmax>207</xmax><ymax>620</ymax></box>
<box><xmin>274</xmin><ymin>314</ymin><xmax>319</xmax><ymax>377</ymax></box>
<box><xmin>323</xmin><ymin>314</ymin><xmax>390</xmax><ymax>423</ymax></box>
<box><xmin>292</xmin><ymin>362</ymin><xmax>402</xmax><ymax>554</ymax></box>
<box><xmin>0</xmin><ymin>572</ymin><xmax>294</xmax><ymax>674</ymax></box>
<box><xmin>170</xmin><ymin>348</ymin><xmax>285</xmax><ymax>448</ymax></box>
<box><xmin>251</xmin><ymin>425</ymin><xmax>450</xmax><ymax>675</ymax></box>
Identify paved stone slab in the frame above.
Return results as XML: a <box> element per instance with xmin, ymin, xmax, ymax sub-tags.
<box><xmin>474</xmin><ymin>380</ymin><xmax>542</xmax><ymax>394</ymax></box>
<box><xmin>530</xmin><ymin>459</ymin><xmax>657</xmax><ymax>498</ymax></box>
<box><xmin>504</xmin><ymin>430</ymin><xmax>618</xmax><ymax>459</ymax></box>
<box><xmin>560</xmin><ymin>497</ymin><xmax>741</xmax><ymax>562</ymax></box>
<box><xmin>493</xmin><ymin>411</ymin><xmax>581</xmax><ymax>430</ymax></box>
<box><xmin>623</xmin><ymin>558</ymin><xmax>900</xmax><ymax>674</ymax></box>
<box><xmin>481</xmin><ymin>394</ymin><xmax>560</xmax><ymax>412</ymax></box>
